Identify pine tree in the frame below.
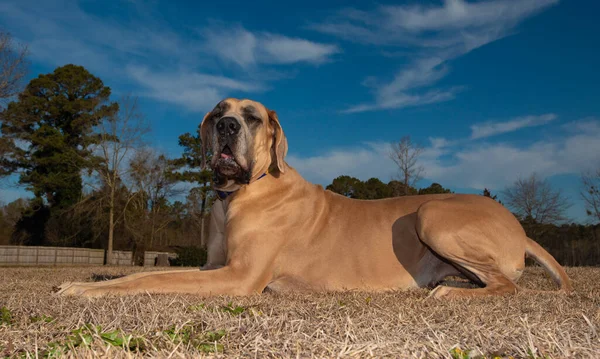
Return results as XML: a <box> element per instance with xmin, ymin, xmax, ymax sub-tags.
<box><xmin>0</xmin><ymin>64</ymin><xmax>118</xmax><ymax>243</ymax></box>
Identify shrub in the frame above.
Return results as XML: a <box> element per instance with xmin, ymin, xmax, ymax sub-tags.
<box><xmin>169</xmin><ymin>246</ymin><xmax>207</xmax><ymax>267</ymax></box>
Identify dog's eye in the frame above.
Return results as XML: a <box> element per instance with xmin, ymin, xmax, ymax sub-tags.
<box><xmin>246</xmin><ymin>115</ymin><xmax>261</xmax><ymax>123</ymax></box>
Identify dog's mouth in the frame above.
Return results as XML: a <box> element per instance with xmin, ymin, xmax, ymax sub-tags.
<box><xmin>220</xmin><ymin>145</ymin><xmax>234</xmax><ymax>159</ymax></box>
<box><xmin>215</xmin><ymin>144</ymin><xmax>242</xmax><ymax>177</ymax></box>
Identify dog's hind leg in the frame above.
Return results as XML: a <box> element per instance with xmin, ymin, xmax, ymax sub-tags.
<box><xmin>425</xmin><ymin>263</ymin><xmax>518</xmax><ymax>299</ymax></box>
<box><xmin>415</xmin><ymin>200</ymin><xmax>523</xmax><ymax>299</ymax></box>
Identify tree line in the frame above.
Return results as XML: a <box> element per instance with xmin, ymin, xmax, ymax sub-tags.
<box><xmin>0</xmin><ymin>30</ymin><xmax>599</xmax><ymax>266</ymax></box>
<box><xmin>324</xmin><ymin>134</ymin><xmax>600</xmax><ymax>266</ymax></box>
<box><xmin>0</xmin><ymin>30</ymin><xmax>216</xmax><ymax>263</ymax></box>
<box><xmin>0</xmin><ymin>62</ymin><xmax>215</xmax><ymax>263</ymax></box>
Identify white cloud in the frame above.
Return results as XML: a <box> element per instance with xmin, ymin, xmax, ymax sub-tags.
<box><xmin>344</xmin><ymin>87</ymin><xmax>463</xmax><ymax>114</ymax></box>
<box><xmin>202</xmin><ymin>25</ymin><xmax>340</xmax><ymax>68</ymax></box>
<box><xmin>470</xmin><ymin>113</ymin><xmax>557</xmax><ymax>139</ymax></box>
<box><xmin>312</xmin><ymin>0</ymin><xmax>558</xmax><ymax>48</ymax></box>
<box><xmin>0</xmin><ymin>0</ymin><xmax>336</xmax><ymax>113</ymax></box>
<box><xmin>261</xmin><ymin>34</ymin><xmax>340</xmax><ymax>65</ymax></box>
<box><xmin>202</xmin><ymin>26</ymin><xmax>258</xmax><ymax>68</ymax></box>
<box><xmin>381</xmin><ymin>0</ymin><xmax>558</xmax><ymax>34</ymax></box>
<box><xmin>0</xmin><ymin>1</ymin><xmax>190</xmax><ymax>70</ymax></box>
<box><xmin>423</xmin><ymin>142</ymin><xmax>558</xmax><ymax>189</ymax></box>
<box><xmin>126</xmin><ymin>65</ymin><xmax>262</xmax><ymax>112</ymax></box>
<box><xmin>311</xmin><ymin>0</ymin><xmax>559</xmax><ymax>113</ymax></box>
<box><xmin>288</xmin><ymin>117</ymin><xmax>600</xmax><ymax>192</ymax></box>
<box><xmin>562</xmin><ymin>117</ymin><xmax>600</xmax><ymax>134</ymax></box>
<box><xmin>343</xmin><ymin>57</ymin><xmax>466</xmax><ymax>113</ymax></box>
<box><xmin>287</xmin><ymin>143</ymin><xmax>396</xmax><ymax>186</ymax></box>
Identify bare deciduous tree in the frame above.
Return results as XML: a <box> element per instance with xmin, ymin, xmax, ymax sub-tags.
<box><xmin>185</xmin><ymin>187</ymin><xmax>213</xmax><ymax>247</ymax></box>
<box><xmin>0</xmin><ymin>31</ymin><xmax>28</xmax><ymax>177</ymax></box>
<box><xmin>91</xmin><ymin>95</ymin><xmax>150</xmax><ymax>265</ymax></box>
<box><xmin>125</xmin><ymin>148</ymin><xmax>180</xmax><ymax>250</ymax></box>
<box><xmin>0</xmin><ymin>30</ymin><xmax>28</xmax><ymax>104</ymax></box>
<box><xmin>389</xmin><ymin>136</ymin><xmax>425</xmax><ymax>195</ymax></box>
<box><xmin>502</xmin><ymin>172</ymin><xmax>571</xmax><ymax>224</ymax></box>
<box><xmin>581</xmin><ymin>166</ymin><xmax>600</xmax><ymax>223</ymax></box>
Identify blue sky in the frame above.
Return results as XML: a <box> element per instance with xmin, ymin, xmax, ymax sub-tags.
<box><xmin>0</xmin><ymin>0</ymin><xmax>599</xmax><ymax>223</ymax></box>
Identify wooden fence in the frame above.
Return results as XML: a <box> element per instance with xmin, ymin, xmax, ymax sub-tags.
<box><xmin>143</xmin><ymin>251</ymin><xmax>178</xmax><ymax>266</ymax></box>
<box><xmin>0</xmin><ymin>246</ymin><xmax>176</xmax><ymax>267</ymax></box>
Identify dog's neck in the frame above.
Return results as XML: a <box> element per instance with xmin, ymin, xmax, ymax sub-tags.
<box><xmin>214</xmin><ymin>171</ymin><xmax>269</xmax><ymax>200</ymax></box>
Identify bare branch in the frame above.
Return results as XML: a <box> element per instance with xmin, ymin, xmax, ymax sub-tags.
<box><xmin>125</xmin><ymin>148</ymin><xmax>181</xmax><ymax>248</ymax></box>
<box><xmin>388</xmin><ymin>135</ymin><xmax>425</xmax><ymax>195</ymax></box>
<box><xmin>580</xmin><ymin>166</ymin><xmax>600</xmax><ymax>224</ymax></box>
<box><xmin>88</xmin><ymin>94</ymin><xmax>151</xmax><ymax>263</ymax></box>
<box><xmin>0</xmin><ymin>30</ymin><xmax>29</xmax><ymax>104</ymax></box>
<box><xmin>502</xmin><ymin>172</ymin><xmax>571</xmax><ymax>224</ymax></box>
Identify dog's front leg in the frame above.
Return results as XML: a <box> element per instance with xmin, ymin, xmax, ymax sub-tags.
<box><xmin>56</xmin><ymin>265</ymin><xmax>266</xmax><ymax>298</ymax></box>
<box><xmin>201</xmin><ymin>199</ymin><xmax>228</xmax><ymax>270</ymax></box>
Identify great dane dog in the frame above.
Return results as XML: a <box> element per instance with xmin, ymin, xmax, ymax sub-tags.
<box><xmin>57</xmin><ymin>98</ymin><xmax>572</xmax><ymax>298</ymax></box>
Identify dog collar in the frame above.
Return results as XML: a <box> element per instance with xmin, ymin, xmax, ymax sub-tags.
<box><xmin>215</xmin><ymin>172</ymin><xmax>268</xmax><ymax>201</ymax></box>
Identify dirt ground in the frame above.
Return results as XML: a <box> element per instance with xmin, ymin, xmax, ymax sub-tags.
<box><xmin>0</xmin><ymin>265</ymin><xmax>598</xmax><ymax>358</ymax></box>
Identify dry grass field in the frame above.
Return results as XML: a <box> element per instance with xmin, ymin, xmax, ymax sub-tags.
<box><xmin>0</xmin><ymin>266</ymin><xmax>599</xmax><ymax>358</ymax></box>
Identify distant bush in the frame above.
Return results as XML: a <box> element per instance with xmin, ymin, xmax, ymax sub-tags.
<box><xmin>169</xmin><ymin>246</ymin><xmax>207</xmax><ymax>267</ymax></box>
<box><xmin>523</xmin><ymin>222</ymin><xmax>600</xmax><ymax>266</ymax></box>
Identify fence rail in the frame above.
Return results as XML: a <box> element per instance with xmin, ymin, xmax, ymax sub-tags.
<box><xmin>0</xmin><ymin>245</ymin><xmax>176</xmax><ymax>267</ymax></box>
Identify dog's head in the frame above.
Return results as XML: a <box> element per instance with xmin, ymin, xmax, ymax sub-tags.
<box><xmin>200</xmin><ymin>98</ymin><xmax>288</xmax><ymax>189</ymax></box>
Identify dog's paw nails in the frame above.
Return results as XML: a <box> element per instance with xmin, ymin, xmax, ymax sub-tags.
<box><xmin>54</xmin><ymin>282</ymin><xmax>88</xmax><ymax>296</ymax></box>
<box><xmin>426</xmin><ymin>286</ymin><xmax>451</xmax><ymax>299</ymax></box>
<box><xmin>52</xmin><ymin>282</ymin><xmax>72</xmax><ymax>294</ymax></box>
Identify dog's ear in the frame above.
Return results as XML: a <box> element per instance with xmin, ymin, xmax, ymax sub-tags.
<box><xmin>199</xmin><ymin>111</ymin><xmax>212</xmax><ymax>170</ymax></box>
<box><xmin>267</xmin><ymin>109</ymin><xmax>288</xmax><ymax>174</ymax></box>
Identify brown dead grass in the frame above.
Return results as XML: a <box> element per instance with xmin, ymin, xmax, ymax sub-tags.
<box><xmin>0</xmin><ymin>266</ymin><xmax>598</xmax><ymax>358</ymax></box>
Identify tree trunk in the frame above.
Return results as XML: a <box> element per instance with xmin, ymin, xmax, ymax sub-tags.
<box><xmin>200</xmin><ymin>216</ymin><xmax>206</xmax><ymax>247</ymax></box>
<box><xmin>106</xmin><ymin>187</ymin><xmax>115</xmax><ymax>265</ymax></box>
<box><xmin>150</xmin><ymin>205</ymin><xmax>155</xmax><ymax>248</ymax></box>
<box><xmin>404</xmin><ymin>170</ymin><xmax>409</xmax><ymax>196</ymax></box>
<box><xmin>156</xmin><ymin>253</ymin><xmax>170</xmax><ymax>267</ymax></box>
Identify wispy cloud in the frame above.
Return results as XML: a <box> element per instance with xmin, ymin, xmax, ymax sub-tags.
<box><xmin>287</xmin><ymin>142</ymin><xmax>396</xmax><ymax>186</ymax></box>
<box><xmin>0</xmin><ymin>0</ymin><xmax>337</xmax><ymax>113</ymax></box>
<box><xmin>470</xmin><ymin>113</ymin><xmax>557</xmax><ymax>139</ymax></box>
<box><xmin>0</xmin><ymin>1</ymin><xmax>190</xmax><ymax>70</ymax></box>
<box><xmin>126</xmin><ymin>65</ymin><xmax>262</xmax><ymax>112</ymax></box>
<box><xmin>423</xmin><ymin>117</ymin><xmax>600</xmax><ymax>189</ymax></box>
<box><xmin>288</xmin><ymin>116</ymin><xmax>600</xmax><ymax>191</ymax></box>
<box><xmin>202</xmin><ymin>24</ymin><xmax>340</xmax><ymax>68</ymax></box>
<box><xmin>312</xmin><ymin>0</ymin><xmax>559</xmax><ymax>113</ymax></box>
<box><xmin>261</xmin><ymin>34</ymin><xmax>340</xmax><ymax>65</ymax></box>
<box><xmin>311</xmin><ymin>0</ymin><xmax>558</xmax><ymax>49</ymax></box>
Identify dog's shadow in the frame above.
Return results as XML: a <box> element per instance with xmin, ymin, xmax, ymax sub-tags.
<box><xmin>90</xmin><ymin>273</ymin><xmax>127</xmax><ymax>282</ymax></box>
<box><xmin>391</xmin><ymin>213</ymin><xmax>482</xmax><ymax>290</ymax></box>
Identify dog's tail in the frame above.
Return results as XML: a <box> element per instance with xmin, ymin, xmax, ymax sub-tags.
<box><xmin>524</xmin><ymin>236</ymin><xmax>573</xmax><ymax>293</ymax></box>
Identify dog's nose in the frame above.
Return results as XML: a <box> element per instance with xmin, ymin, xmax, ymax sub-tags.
<box><xmin>216</xmin><ymin>117</ymin><xmax>240</xmax><ymax>136</ymax></box>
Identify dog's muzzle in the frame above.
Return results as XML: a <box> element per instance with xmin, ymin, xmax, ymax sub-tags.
<box><xmin>212</xmin><ymin>116</ymin><xmax>249</xmax><ymax>182</ymax></box>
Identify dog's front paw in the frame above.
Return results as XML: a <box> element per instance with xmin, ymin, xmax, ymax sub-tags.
<box><xmin>426</xmin><ymin>285</ymin><xmax>454</xmax><ymax>299</ymax></box>
<box><xmin>54</xmin><ymin>281</ymin><xmax>94</xmax><ymax>297</ymax></box>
